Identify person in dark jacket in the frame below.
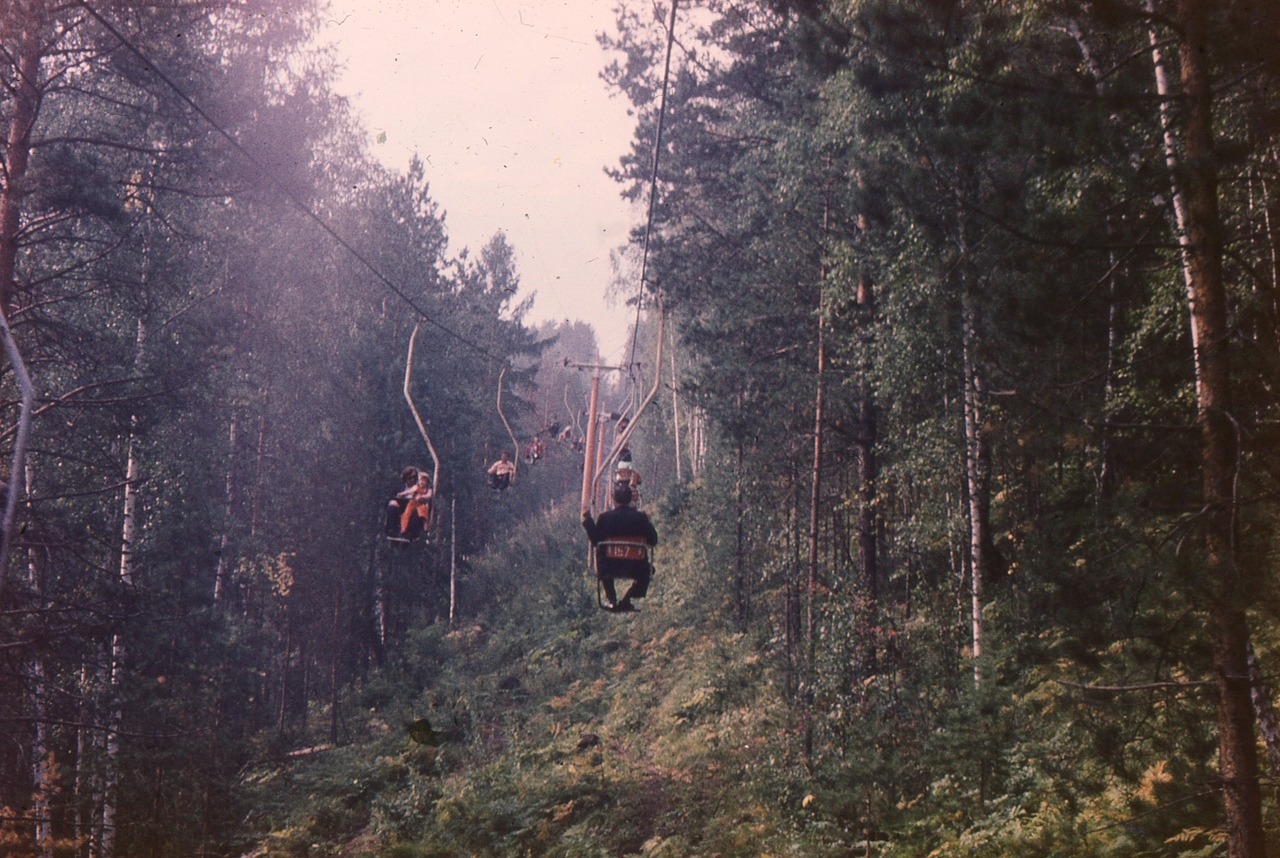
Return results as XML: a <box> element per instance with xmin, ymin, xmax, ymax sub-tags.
<box><xmin>582</xmin><ymin>483</ymin><xmax>657</xmax><ymax>612</ymax></box>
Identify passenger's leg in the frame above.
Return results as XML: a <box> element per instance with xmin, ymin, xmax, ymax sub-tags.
<box><xmin>618</xmin><ymin>568</ymin><xmax>650</xmax><ymax>609</ymax></box>
<box><xmin>599</xmin><ymin>575</ymin><xmax>619</xmax><ymax>609</ymax></box>
<box><xmin>386</xmin><ymin>500</ymin><xmax>405</xmax><ymax>536</ymax></box>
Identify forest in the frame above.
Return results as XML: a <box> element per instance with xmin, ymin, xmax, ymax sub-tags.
<box><xmin>3</xmin><ymin>0</ymin><xmax>1280</xmax><ymax>856</ymax></box>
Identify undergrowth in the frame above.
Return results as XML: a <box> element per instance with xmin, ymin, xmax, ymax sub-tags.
<box><xmin>236</xmin><ymin>491</ymin><xmax>1252</xmax><ymax>856</ymax></box>
<box><xmin>237</xmin><ymin>501</ymin><xmax>847</xmax><ymax>857</ymax></box>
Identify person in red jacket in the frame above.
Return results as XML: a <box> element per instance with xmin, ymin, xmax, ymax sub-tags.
<box><xmin>398</xmin><ymin>472</ymin><xmax>433</xmax><ymax>541</ymax></box>
<box><xmin>385</xmin><ymin>465</ymin><xmax>419</xmax><ymax>538</ymax></box>
<box><xmin>614</xmin><ymin>448</ymin><xmax>642</xmax><ymax>506</ymax></box>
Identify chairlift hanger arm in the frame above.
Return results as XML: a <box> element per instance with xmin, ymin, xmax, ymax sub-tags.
<box><xmin>403</xmin><ymin>322</ymin><xmax>440</xmax><ymax>493</ymax></box>
<box><xmin>591</xmin><ymin>300</ymin><xmax>665</xmax><ymax>501</ymax></box>
<box><xmin>496</xmin><ymin>365</ymin><xmax>520</xmax><ymax>481</ymax></box>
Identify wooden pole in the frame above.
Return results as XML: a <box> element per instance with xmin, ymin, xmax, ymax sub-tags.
<box><xmin>449</xmin><ymin>497</ymin><xmax>456</xmax><ymax>627</ymax></box>
<box><xmin>670</xmin><ymin>325</ymin><xmax>683</xmax><ymax>483</ymax></box>
<box><xmin>580</xmin><ymin>370</ymin><xmax>601</xmax><ymax>515</ymax></box>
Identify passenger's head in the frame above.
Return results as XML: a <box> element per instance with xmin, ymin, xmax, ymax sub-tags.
<box><xmin>612</xmin><ymin>483</ymin><xmax>633</xmax><ymax>507</ymax></box>
<box><xmin>400</xmin><ymin>466</ymin><xmax>419</xmax><ymax>486</ymax></box>
<box><xmin>500</xmin><ymin>451</ymin><xmax>510</xmax><ymax>461</ymax></box>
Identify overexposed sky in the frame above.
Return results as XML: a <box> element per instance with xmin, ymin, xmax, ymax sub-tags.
<box><xmin>321</xmin><ymin>0</ymin><xmax>642</xmax><ymax>361</ymax></box>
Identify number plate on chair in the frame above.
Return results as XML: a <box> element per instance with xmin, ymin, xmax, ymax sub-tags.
<box><xmin>604</xmin><ymin>543</ymin><xmax>647</xmax><ymax>561</ymax></box>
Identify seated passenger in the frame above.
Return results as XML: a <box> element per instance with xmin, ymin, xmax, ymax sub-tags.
<box><xmin>582</xmin><ymin>483</ymin><xmax>658</xmax><ymax>613</ymax></box>
<box><xmin>487</xmin><ymin>451</ymin><xmax>516</xmax><ymax>491</ymax></box>
<box><xmin>385</xmin><ymin>466</ymin><xmax>419</xmax><ymax>538</ymax></box>
<box><xmin>615</xmin><ymin>449</ymin><xmax>642</xmax><ymax>506</ymax></box>
<box><xmin>398</xmin><ymin>472</ymin><xmax>433</xmax><ymax>541</ymax></box>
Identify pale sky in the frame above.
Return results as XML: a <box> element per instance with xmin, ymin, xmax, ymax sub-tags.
<box><xmin>321</xmin><ymin>0</ymin><xmax>642</xmax><ymax>362</ymax></box>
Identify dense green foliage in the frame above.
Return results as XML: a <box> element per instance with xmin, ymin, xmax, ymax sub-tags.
<box><xmin>597</xmin><ymin>0</ymin><xmax>1280</xmax><ymax>854</ymax></box>
<box><xmin>0</xmin><ymin>2</ymin><xmax>578</xmax><ymax>855</ymax></box>
<box><xmin>4</xmin><ymin>0</ymin><xmax>1280</xmax><ymax>855</ymax></box>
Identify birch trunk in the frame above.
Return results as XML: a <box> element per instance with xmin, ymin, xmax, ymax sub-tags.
<box><xmin>213</xmin><ymin>413</ymin><xmax>237</xmax><ymax>605</ymax></box>
<box><xmin>1067</xmin><ymin>19</ymin><xmax>1122</xmax><ymax>505</ymax></box>
<box><xmin>959</xmin><ymin>215</ymin><xmax>992</xmax><ymax>690</ymax></box>
<box><xmin>278</xmin><ymin>614</ymin><xmax>292</xmax><ymax>733</ymax></box>
<box><xmin>961</xmin><ymin>294</ymin><xmax>989</xmax><ymax>687</ymax></box>
<box><xmin>85</xmin><ymin>657</ymin><xmax>107</xmax><ymax>858</ymax></box>
<box><xmin>1246</xmin><ymin>643</ymin><xmax>1280</xmax><ymax>777</ymax></box>
<box><xmin>449</xmin><ymin>498</ymin><xmax>457</xmax><ymax>627</ymax></box>
<box><xmin>101</xmin><ymin>318</ymin><xmax>147</xmax><ymax>858</ymax></box>
<box><xmin>29</xmin><ymin>655</ymin><xmax>51</xmax><ymax>857</ymax></box>
<box><xmin>251</xmin><ymin>405</ymin><xmax>267</xmax><ymax>538</ymax></box>
<box><xmin>329</xmin><ymin>597</ymin><xmax>341</xmax><ymax>745</ymax></box>
<box><xmin>373</xmin><ymin>544</ymin><xmax>388</xmax><ymax>656</ymax></box>
<box><xmin>698</xmin><ymin>410</ymin><xmax>705</xmax><ymax>478</ymax></box>
<box><xmin>735</xmin><ymin>434</ymin><xmax>749</xmax><ymax>631</ymax></box>
<box><xmin>854</xmin><ymin>273</ymin><xmax>878</xmax><ymax>673</ymax></box>
<box><xmin>670</xmin><ymin>330</ymin><xmax>683</xmax><ymax>483</ymax></box>
<box><xmin>1150</xmin><ymin>1</ymin><xmax>1264</xmax><ymax>853</ymax></box>
<box><xmin>25</xmin><ymin>475</ymin><xmax>51</xmax><ymax>857</ymax></box>
<box><xmin>806</xmin><ymin>306</ymin><xmax>825</xmax><ymax>670</ymax></box>
<box><xmin>99</xmin><ymin>640</ymin><xmax>122</xmax><ymax>858</ymax></box>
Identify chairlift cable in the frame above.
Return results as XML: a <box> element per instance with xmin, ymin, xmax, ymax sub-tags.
<box><xmin>626</xmin><ymin>0</ymin><xmax>679</xmax><ymax>374</ymax></box>
<box><xmin>581</xmin><ymin>0</ymin><xmax>678</xmax><ymax>513</ymax></box>
<box><xmin>591</xmin><ymin>301</ymin><xmax>664</xmax><ymax>506</ymax></box>
<box><xmin>79</xmin><ymin>1</ymin><xmax>503</xmax><ymax>366</ymax></box>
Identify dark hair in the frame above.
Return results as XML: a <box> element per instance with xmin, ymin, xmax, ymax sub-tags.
<box><xmin>612</xmin><ymin>483</ymin><xmax>633</xmax><ymax>506</ymax></box>
<box><xmin>400</xmin><ymin>466</ymin><xmax>419</xmax><ymax>485</ymax></box>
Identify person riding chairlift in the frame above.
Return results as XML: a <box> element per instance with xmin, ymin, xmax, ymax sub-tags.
<box><xmin>398</xmin><ymin>472</ymin><xmax>433</xmax><ymax>541</ymax></box>
<box><xmin>615</xmin><ymin>448</ymin><xmax>642</xmax><ymax>506</ymax></box>
<box><xmin>487</xmin><ymin>451</ymin><xmax>516</xmax><ymax>491</ymax></box>
<box><xmin>386</xmin><ymin>466</ymin><xmax>430</xmax><ymax>542</ymax></box>
<box><xmin>582</xmin><ymin>482</ymin><xmax>658</xmax><ymax>613</ymax></box>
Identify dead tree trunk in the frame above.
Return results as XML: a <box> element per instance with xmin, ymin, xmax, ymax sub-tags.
<box><xmin>213</xmin><ymin>413</ymin><xmax>237</xmax><ymax>605</ymax></box>
<box><xmin>0</xmin><ymin>0</ymin><xmax>44</xmax><ymax>598</ymax></box>
<box><xmin>807</xmin><ymin>295</ymin><xmax>826</xmax><ymax>674</ymax></box>
<box><xmin>101</xmin><ymin>313</ymin><xmax>149</xmax><ymax>858</ymax></box>
<box><xmin>25</xmin><ymin>465</ymin><xmax>51</xmax><ymax>858</ymax></box>
<box><xmin>853</xmin><ymin>272</ymin><xmax>878</xmax><ymax>676</ymax></box>
<box><xmin>958</xmin><ymin>201</ymin><xmax>992</xmax><ymax>691</ymax></box>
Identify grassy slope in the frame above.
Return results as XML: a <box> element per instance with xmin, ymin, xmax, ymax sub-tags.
<box><xmin>240</xmin><ymin>502</ymin><xmax>848</xmax><ymax>857</ymax></box>
<box><xmin>236</xmin><ymin>492</ymin><xmax>1260</xmax><ymax>857</ymax></box>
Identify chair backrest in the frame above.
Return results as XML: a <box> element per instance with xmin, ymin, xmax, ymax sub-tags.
<box><xmin>596</xmin><ymin>536</ymin><xmax>651</xmax><ymax>578</ymax></box>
